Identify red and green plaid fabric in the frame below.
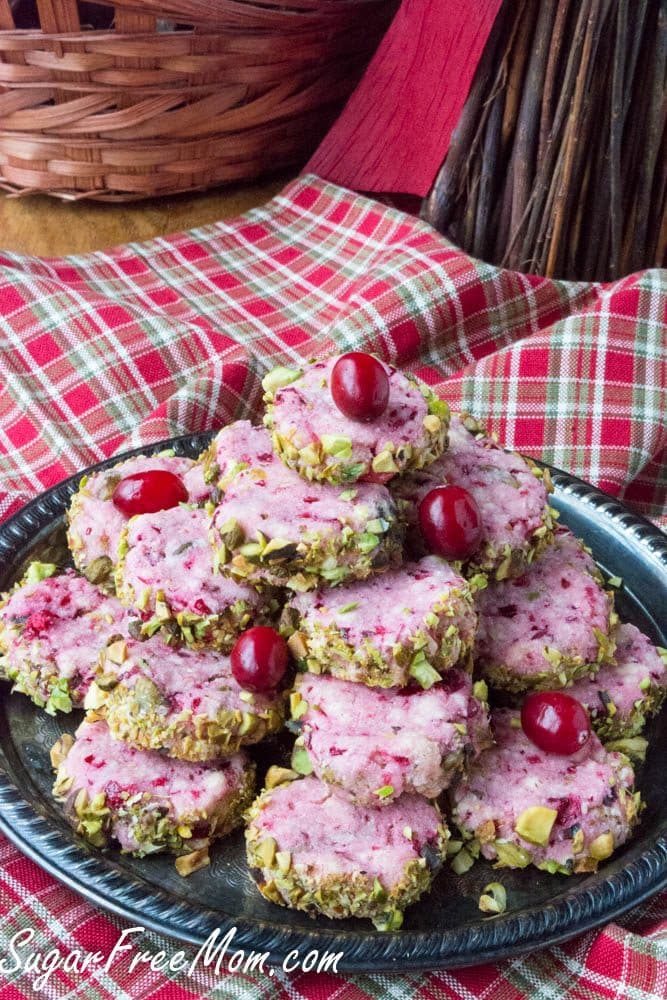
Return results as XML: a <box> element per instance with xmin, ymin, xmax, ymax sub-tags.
<box><xmin>0</xmin><ymin>175</ymin><xmax>665</xmax><ymax>997</ymax></box>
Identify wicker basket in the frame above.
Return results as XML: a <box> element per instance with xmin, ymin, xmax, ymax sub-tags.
<box><xmin>0</xmin><ymin>0</ymin><xmax>397</xmax><ymax>201</ymax></box>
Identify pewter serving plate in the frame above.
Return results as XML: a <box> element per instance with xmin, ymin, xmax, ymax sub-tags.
<box><xmin>0</xmin><ymin>433</ymin><xmax>665</xmax><ymax>972</ymax></box>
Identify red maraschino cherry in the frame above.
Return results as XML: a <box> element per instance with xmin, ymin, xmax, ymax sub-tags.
<box><xmin>330</xmin><ymin>352</ymin><xmax>390</xmax><ymax>422</ymax></box>
<box><xmin>111</xmin><ymin>470</ymin><xmax>188</xmax><ymax>516</ymax></box>
<box><xmin>521</xmin><ymin>691</ymin><xmax>591</xmax><ymax>755</ymax></box>
<box><xmin>418</xmin><ymin>484</ymin><xmax>482</xmax><ymax>560</ymax></box>
<box><xmin>231</xmin><ymin>626</ymin><xmax>289</xmax><ymax>692</ymax></box>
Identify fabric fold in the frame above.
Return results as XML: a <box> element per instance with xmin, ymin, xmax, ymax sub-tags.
<box><xmin>1</xmin><ymin>175</ymin><xmax>665</xmax><ymax>526</ymax></box>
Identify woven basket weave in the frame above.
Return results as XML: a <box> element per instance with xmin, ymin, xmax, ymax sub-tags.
<box><xmin>0</xmin><ymin>0</ymin><xmax>396</xmax><ymax>201</ymax></box>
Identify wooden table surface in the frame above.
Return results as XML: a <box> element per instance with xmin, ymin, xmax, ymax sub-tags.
<box><xmin>0</xmin><ymin>175</ymin><xmax>290</xmax><ymax>257</ymax></box>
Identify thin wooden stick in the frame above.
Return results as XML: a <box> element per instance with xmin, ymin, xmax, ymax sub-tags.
<box><xmin>538</xmin><ymin>0</ymin><xmax>572</xmax><ymax>165</ymax></box>
<box><xmin>421</xmin><ymin>6</ymin><xmax>505</xmax><ymax>232</ymax></box>
<box><xmin>520</xmin><ymin>0</ymin><xmax>593</xmax><ymax>269</ymax></box>
<box><xmin>648</xmin><ymin>121</ymin><xmax>667</xmax><ymax>264</ymax></box>
<box><xmin>462</xmin><ymin>158</ymin><xmax>482</xmax><ymax>252</ymax></box>
<box><xmin>630</xmin><ymin>1</ymin><xmax>667</xmax><ymax>273</ymax></box>
<box><xmin>571</xmin><ymin>0</ymin><xmax>614</xmax><ymax>279</ymax></box>
<box><xmin>547</xmin><ymin>1</ymin><xmax>602</xmax><ymax>277</ymax></box>
<box><xmin>473</xmin><ymin>80</ymin><xmax>504</xmax><ymax>260</ymax></box>
<box><xmin>509</xmin><ymin>0</ymin><xmax>555</xmax><ymax>244</ymax></box>
<box><xmin>622</xmin><ymin>0</ymin><xmax>649</xmax><ymax>122</ymax></box>
<box><xmin>656</xmin><ymin>143</ymin><xmax>667</xmax><ymax>266</ymax></box>
<box><xmin>500</xmin><ymin>0</ymin><xmax>533</xmax><ymax>150</ymax></box>
<box><xmin>608</xmin><ymin>0</ymin><xmax>628</xmax><ymax>277</ymax></box>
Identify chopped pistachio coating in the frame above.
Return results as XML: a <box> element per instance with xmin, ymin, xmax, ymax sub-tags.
<box><xmin>283</xmin><ymin>556</ymin><xmax>477</xmax><ymax>687</ymax></box>
<box><xmin>567</xmin><ymin>623</ymin><xmax>667</xmax><ymax>740</ymax></box>
<box><xmin>478</xmin><ymin>882</ymin><xmax>507</xmax><ymax>915</ymax></box>
<box><xmin>262</xmin><ymin>356</ymin><xmax>448</xmax><ymax>485</ymax></box>
<box><xmin>245</xmin><ymin>775</ymin><xmax>448</xmax><ymax>930</ymax></box>
<box><xmin>289</xmin><ymin>669</ymin><xmax>491</xmax><ymax>805</ymax></box>
<box><xmin>450</xmin><ymin>709</ymin><xmax>640</xmax><ymax>874</ymax></box>
<box><xmin>91</xmin><ymin>634</ymin><xmax>284</xmax><ymax>761</ymax></box>
<box><xmin>52</xmin><ymin>718</ymin><xmax>254</xmax><ymax>856</ymax></box>
<box><xmin>200</xmin><ymin>420</ymin><xmax>279</xmax><ymax>493</ymax></box>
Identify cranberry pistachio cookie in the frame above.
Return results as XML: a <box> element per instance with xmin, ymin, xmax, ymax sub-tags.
<box><xmin>245</xmin><ymin>772</ymin><xmax>448</xmax><ymax>930</ymax></box>
<box><xmin>51</xmin><ymin>718</ymin><xmax>254</xmax><ymax>867</ymax></box>
<box><xmin>289</xmin><ymin>670</ymin><xmax>491</xmax><ymax>806</ymax></box>
<box><xmin>67</xmin><ymin>453</ymin><xmax>202</xmax><ymax>589</ymax></box>
<box><xmin>0</xmin><ymin>564</ymin><xmax>127</xmax><ymax>714</ymax></box>
<box><xmin>567</xmin><ymin>623</ymin><xmax>667</xmax><ymax>740</ymax></box>
<box><xmin>200</xmin><ymin>420</ymin><xmax>277</xmax><ymax>494</ymax></box>
<box><xmin>87</xmin><ymin>635</ymin><xmax>284</xmax><ymax>761</ymax></box>
<box><xmin>115</xmin><ymin>505</ymin><xmax>268</xmax><ymax>650</ymax></box>
<box><xmin>474</xmin><ymin>528</ymin><xmax>617</xmax><ymax>692</ymax></box>
<box><xmin>282</xmin><ymin>556</ymin><xmax>477</xmax><ymax>688</ymax></box>
<box><xmin>210</xmin><ymin>428</ymin><xmax>403</xmax><ymax>592</ymax></box>
<box><xmin>262</xmin><ymin>355</ymin><xmax>449</xmax><ymax>485</ymax></box>
<box><xmin>392</xmin><ymin>413</ymin><xmax>556</xmax><ymax>579</ymax></box>
<box><xmin>450</xmin><ymin>709</ymin><xmax>641</xmax><ymax>875</ymax></box>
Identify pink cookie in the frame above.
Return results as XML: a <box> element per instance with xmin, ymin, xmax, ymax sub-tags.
<box><xmin>262</xmin><ymin>356</ymin><xmax>448</xmax><ymax>484</ymax></box>
<box><xmin>52</xmin><ymin>718</ymin><xmax>254</xmax><ymax>859</ymax></box>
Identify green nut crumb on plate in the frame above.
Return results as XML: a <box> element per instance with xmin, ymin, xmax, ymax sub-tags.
<box><xmin>262</xmin><ymin>356</ymin><xmax>448</xmax><ymax>485</ymax></box>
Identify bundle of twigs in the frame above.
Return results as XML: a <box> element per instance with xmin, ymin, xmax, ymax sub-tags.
<box><xmin>423</xmin><ymin>0</ymin><xmax>666</xmax><ymax>281</ymax></box>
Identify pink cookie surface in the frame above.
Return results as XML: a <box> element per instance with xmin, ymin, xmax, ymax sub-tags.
<box><xmin>569</xmin><ymin>622</ymin><xmax>667</xmax><ymax>731</ymax></box>
<box><xmin>210</xmin><ymin>425</ymin><xmax>402</xmax><ymax>590</ymax></box>
<box><xmin>287</xmin><ymin>555</ymin><xmax>477</xmax><ymax>685</ymax></box>
<box><xmin>205</xmin><ymin>420</ymin><xmax>277</xmax><ymax>490</ymax></box>
<box><xmin>295</xmin><ymin>669</ymin><xmax>490</xmax><ymax>803</ymax></box>
<box><xmin>393</xmin><ymin>414</ymin><xmax>553</xmax><ymax>570</ymax></box>
<box><xmin>58</xmin><ymin>718</ymin><xmax>251</xmax><ymax>853</ymax></box>
<box><xmin>117</xmin><ymin>505</ymin><xmax>262</xmax><ymax>619</ymax></box>
<box><xmin>67</xmin><ymin>454</ymin><xmax>200</xmax><ymax>575</ymax></box>
<box><xmin>264</xmin><ymin>356</ymin><xmax>447</xmax><ymax>483</ymax></box>
<box><xmin>95</xmin><ymin>634</ymin><xmax>284</xmax><ymax>759</ymax></box>
<box><xmin>249</xmin><ymin>775</ymin><xmax>444</xmax><ymax>885</ymax></box>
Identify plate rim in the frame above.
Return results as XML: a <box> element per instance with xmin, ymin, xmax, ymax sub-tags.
<box><xmin>0</xmin><ymin>434</ymin><xmax>665</xmax><ymax>972</ymax></box>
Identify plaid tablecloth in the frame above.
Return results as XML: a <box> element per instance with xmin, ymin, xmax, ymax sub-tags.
<box><xmin>0</xmin><ymin>175</ymin><xmax>665</xmax><ymax>998</ymax></box>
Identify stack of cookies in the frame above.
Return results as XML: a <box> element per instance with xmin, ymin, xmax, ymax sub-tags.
<box><xmin>0</xmin><ymin>351</ymin><xmax>664</xmax><ymax>929</ymax></box>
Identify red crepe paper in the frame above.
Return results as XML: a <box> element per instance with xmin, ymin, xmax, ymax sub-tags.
<box><xmin>306</xmin><ymin>0</ymin><xmax>503</xmax><ymax>197</ymax></box>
